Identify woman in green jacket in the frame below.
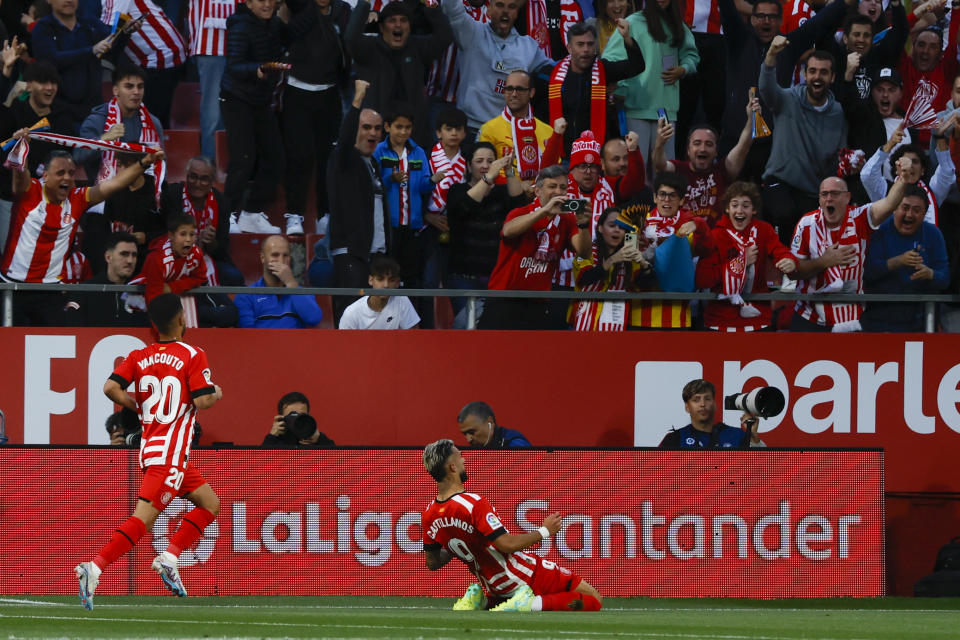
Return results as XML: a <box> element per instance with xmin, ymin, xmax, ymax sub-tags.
<box><xmin>603</xmin><ymin>0</ymin><xmax>699</xmax><ymax>179</ymax></box>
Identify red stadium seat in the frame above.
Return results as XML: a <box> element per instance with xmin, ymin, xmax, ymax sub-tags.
<box><xmin>163</xmin><ymin>130</ymin><xmax>202</xmax><ymax>184</ymax></box>
<box><xmin>170</xmin><ymin>82</ymin><xmax>201</xmax><ymax>130</ymax></box>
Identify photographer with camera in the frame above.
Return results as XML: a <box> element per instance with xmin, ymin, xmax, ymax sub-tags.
<box><xmin>481</xmin><ymin>165</ymin><xmax>592</xmax><ymax>330</ymax></box>
<box><xmin>105</xmin><ymin>408</ymin><xmax>142</xmax><ymax>447</ymax></box>
<box><xmin>659</xmin><ymin>379</ymin><xmax>780</xmax><ymax>449</ymax></box>
<box><xmin>262</xmin><ymin>392</ymin><xmax>335</xmax><ymax>448</ymax></box>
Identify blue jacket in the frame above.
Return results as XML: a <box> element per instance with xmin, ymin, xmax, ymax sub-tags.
<box><xmin>485</xmin><ymin>425</ymin><xmax>531</xmax><ymax>448</ymax></box>
<box><xmin>373</xmin><ymin>139</ymin><xmax>434</xmax><ymax>229</ymax></box>
<box><xmin>234</xmin><ymin>277</ymin><xmax>323</xmax><ymax>328</ymax></box>
<box><xmin>863</xmin><ymin>218</ymin><xmax>949</xmax><ymax>332</ymax></box>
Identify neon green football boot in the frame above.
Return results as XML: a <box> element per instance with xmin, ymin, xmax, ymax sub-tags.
<box><xmin>452</xmin><ymin>583</ymin><xmax>486</xmax><ymax>610</ymax></box>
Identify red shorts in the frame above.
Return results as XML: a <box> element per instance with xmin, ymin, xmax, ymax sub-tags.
<box><xmin>529</xmin><ymin>559</ymin><xmax>583</xmax><ymax>596</ymax></box>
<box><xmin>139</xmin><ymin>462</ymin><xmax>207</xmax><ymax>511</ymax></box>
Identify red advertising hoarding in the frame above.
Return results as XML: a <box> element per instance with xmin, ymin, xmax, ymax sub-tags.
<box><xmin>0</xmin><ymin>448</ymin><xmax>884</xmax><ymax>597</ymax></box>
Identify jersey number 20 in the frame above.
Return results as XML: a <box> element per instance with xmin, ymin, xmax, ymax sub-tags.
<box><xmin>139</xmin><ymin>375</ymin><xmax>183</xmax><ymax>424</ymax></box>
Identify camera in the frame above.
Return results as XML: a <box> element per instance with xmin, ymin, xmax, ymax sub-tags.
<box><xmin>105</xmin><ymin>408</ymin><xmax>142</xmax><ymax>446</ymax></box>
<box><xmin>561</xmin><ymin>198</ymin><xmax>588</xmax><ymax>213</ymax></box>
<box><xmin>724</xmin><ymin>387</ymin><xmax>785</xmax><ymax>418</ymax></box>
<box><xmin>283</xmin><ymin>411</ymin><xmax>318</xmax><ymax>441</ymax></box>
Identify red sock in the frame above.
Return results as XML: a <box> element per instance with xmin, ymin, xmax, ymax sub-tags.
<box><xmin>166</xmin><ymin>508</ymin><xmax>216</xmax><ymax>556</ymax></box>
<box><xmin>93</xmin><ymin>516</ymin><xmax>147</xmax><ymax>571</ymax></box>
<box><xmin>540</xmin><ymin>592</ymin><xmax>602</xmax><ymax>611</ymax></box>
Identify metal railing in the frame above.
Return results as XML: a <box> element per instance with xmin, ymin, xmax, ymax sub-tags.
<box><xmin>3</xmin><ymin>282</ymin><xmax>959</xmax><ymax>332</ymax></box>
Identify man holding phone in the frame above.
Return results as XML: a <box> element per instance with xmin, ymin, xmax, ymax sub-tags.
<box><xmin>481</xmin><ymin>164</ymin><xmax>592</xmax><ymax>329</ymax></box>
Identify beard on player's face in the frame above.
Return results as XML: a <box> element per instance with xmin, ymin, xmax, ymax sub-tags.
<box><xmin>459</xmin><ymin>470</ymin><xmax>468</xmax><ymax>483</ymax></box>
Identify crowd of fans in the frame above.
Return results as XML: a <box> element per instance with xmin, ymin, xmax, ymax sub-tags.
<box><xmin>0</xmin><ymin>0</ymin><xmax>958</xmax><ymax>332</ymax></box>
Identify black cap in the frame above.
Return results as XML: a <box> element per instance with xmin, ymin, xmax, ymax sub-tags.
<box><xmin>872</xmin><ymin>67</ymin><xmax>902</xmax><ymax>88</ymax></box>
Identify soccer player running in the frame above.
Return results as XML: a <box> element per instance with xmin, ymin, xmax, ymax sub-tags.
<box><xmin>421</xmin><ymin>439</ymin><xmax>602</xmax><ymax>612</ymax></box>
<box><xmin>74</xmin><ymin>294</ymin><xmax>223</xmax><ymax>609</ymax></box>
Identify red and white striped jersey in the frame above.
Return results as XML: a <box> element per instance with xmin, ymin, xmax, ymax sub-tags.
<box><xmin>1</xmin><ymin>179</ymin><xmax>90</xmax><ymax>283</ymax></box>
<box><xmin>422</xmin><ymin>491</ymin><xmax>540</xmax><ymax>597</ymax></box>
<box><xmin>790</xmin><ymin>204</ymin><xmax>875</xmax><ymax>325</ymax></box>
<box><xmin>187</xmin><ymin>0</ymin><xmax>236</xmax><ymax>56</ymax></box>
<box><xmin>101</xmin><ymin>0</ymin><xmax>187</xmax><ymax>69</ymax></box>
<box><xmin>111</xmin><ymin>340</ymin><xmax>216</xmax><ymax>471</ymax></box>
<box><xmin>427</xmin><ymin>2</ymin><xmax>488</xmax><ymax>102</ymax></box>
<box><xmin>683</xmin><ymin>0</ymin><xmax>723</xmax><ymax>35</ymax></box>
<box><xmin>60</xmin><ymin>249</ymin><xmax>92</xmax><ymax>284</ymax></box>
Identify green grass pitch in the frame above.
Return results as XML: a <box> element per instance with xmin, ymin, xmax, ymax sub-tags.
<box><xmin>2</xmin><ymin>595</ymin><xmax>959</xmax><ymax>639</ymax></box>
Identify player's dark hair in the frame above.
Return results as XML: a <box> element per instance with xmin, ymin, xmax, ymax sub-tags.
<box><xmin>653</xmin><ymin>171</ymin><xmax>688</xmax><ymax>196</ymax></box>
<box><xmin>43</xmin><ymin>150</ymin><xmax>74</xmax><ymax>169</ymax></box>
<box><xmin>278</xmin><ymin>391</ymin><xmax>310</xmax><ymax>415</ymax></box>
<box><xmin>843</xmin><ymin>14</ymin><xmax>874</xmax><ymax>36</ymax></box>
<box><xmin>643</xmin><ymin>0</ymin><xmax>685</xmax><ymax>46</ymax></box>
<box><xmin>435</xmin><ymin>107</ymin><xmax>467</xmax><ymax>132</ymax></box>
<box><xmin>752</xmin><ymin>0</ymin><xmax>783</xmax><ymax>17</ymax></box>
<box><xmin>369</xmin><ymin>254</ymin><xmax>401</xmax><ymax>279</ymax></box>
<box><xmin>457</xmin><ymin>401</ymin><xmax>497</xmax><ymax>425</ymax></box>
<box><xmin>148</xmin><ymin>294</ymin><xmax>183</xmax><ymax>334</ymax></box>
<box><xmin>682</xmin><ymin>379</ymin><xmax>716</xmax><ymax>403</ymax></box>
<box><xmin>115</xmin><ymin>152</ymin><xmax>145</xmax><ymax>167</ymax></box>
<box><xmin>423</xmin><ymin>438</ymin><xmax>457</xmax><ymax>481</ymax></box>
<box><xmin>901</xmin><ymin>183</ymin><xmax>930</xmax><ymax>205</ymax></box>
<box><xmin>167</xmin><ymin>213</ymin><xmax>197</xmax><ymax>233</ymax></box>
<box><xmin>566</xmin><ymin>21</ymin><xmax>598</xmax><ymax>41</ymax></box>
<box><xmin>23</xmin><ymin>60</ymin><xmax>60</xmax><ymax>85</ymax></box>
<box><xmin>112</xmin><ymin>63</ymin><xmax>147</xmax><ymax>85</ymax></box>
<box><xmin>105</xmin><ymin>231</ymin><xmax>138</xmax><ymax>252</ymax></box>
<box><xmin>890</xmin><ymin>144</ymin><xmax>930</xmax><ymax>177</ymax></box>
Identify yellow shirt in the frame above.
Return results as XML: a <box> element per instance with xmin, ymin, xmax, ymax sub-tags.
<box><xmin>478</xmin><ymin>113</ymin><xmax>554</xmax><ymax>177</ymax></box>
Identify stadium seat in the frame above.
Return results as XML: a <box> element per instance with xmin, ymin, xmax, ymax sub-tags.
<box><xmin>434</xmin><ymin>296</ymin><xmax>453</xmax><ymax>330</ymax></box>
<box><xmin>170</xmin><ymin>82</ymin><xmax>201</xmax><ymax>130</ymax></box>
<box><xmin>163</xmin><ymin>130</ymin><xmax>202</xmax><ymax>184</ymax></box>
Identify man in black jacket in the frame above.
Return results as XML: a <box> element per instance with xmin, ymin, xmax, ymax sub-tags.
<box><xmin>64</xmin><ymin>232</ymin><xmax>149</xmax><ymax>327</ymax></box>
<box><xmin>281</xmin><ymin>0</ymin><xmax>351</xmax><ymax>235</ymax></box>
<box><xmin>328</xmin><ymin>79</ymin><xmax>391</xmax><ymax>323</ymax></box>
<box><xmin>345</xmin><ymin>0</ymin><xmax>452</xmax><ymax>149</ymax></box>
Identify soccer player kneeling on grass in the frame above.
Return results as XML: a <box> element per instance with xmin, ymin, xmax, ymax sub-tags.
<box><xmin>73</xmin><ymin>294</ymin><xmax>223</xmax><ymax>609</ymax></box>
<box><xmin>421</xmin><ymin>439</ymin><xmax>602</xmax><ymax>612</ymax></box>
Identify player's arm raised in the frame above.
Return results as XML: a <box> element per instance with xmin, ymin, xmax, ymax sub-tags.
<box><xmin>103</xmin><ymin>378</ymin><xmax>137</xmax><ymax>412</ymax></box>
<box><xmin>424</xmin><ymin>545</ymin><xmax>453</xmax><ymax>571</ymax></box>
<box><xmin>193</xmin><ymin>384</ymin><xmax>223</xmax><ymax>410</ymax></box>
<box><xmin>491</xmin><ymin>512</ymin><xmax>562</xmax><ymax>554</ymax></box>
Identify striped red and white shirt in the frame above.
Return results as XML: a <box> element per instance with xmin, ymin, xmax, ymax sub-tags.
<box><xmin>781</xmin><ymin>0</ymin><xmax>814</xmax><ymax>33</ymax></box>
<box><xmin>422</xmin><ymin>491</ymin><xmax>540</xmax><ymax>597</ymax></box>
<box><xmin>101</xmin><ymin>0</ymin><xmax>187</xmax><ymax>69</ymax></box>
<box><xmin>111</xmin><ymin>340</ymin><xmax>216</xmax><ymax>471</ymax></box>
<box><xmin>553</xmin><ymin>177</ymin><xmax>616</xmax><ymax>287</ymax></box>
<box><xmin>1</xmin><ymin>179</ymin><xmax>90</xmax><ymax>283</ymax></box>
<box><xmin>683</xmin><ymin>0</ymin><xmax>722</xmax><ymax>35</ymax></box>
<box><xmin>60</xmin><ymin>249</ymin><xmax>92</xmax><ymax>284</ymax></box>
<box><xmin>791</xmin><ymin>204</ymin><xmax>875</xmax><ymax>326</ymax></box>
<box><xmin>427</xmin><ymin>2</ymin><xmax>488</xmax><ymax>103</ymax></box>
<box><xmin>187</xmin><ymin>0</ymin><xmax>236</xmax><ymax>56</ymax></box>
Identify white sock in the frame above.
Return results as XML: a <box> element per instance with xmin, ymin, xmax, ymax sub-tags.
<box><xmin>531</xmin><ymin>596</ymin><xmax>543</xmax><ymax>611</ymax></box>
<box><xmin>88</xmin><ymin>562</ymin><xmax>102</xmax><ymax>578</ymax></box>
<box><xmin>161</xmin><ymin>551</ymin><xmax>178</xmax><ymax>565</ymax></box>
<box><xmin>739</xmin><ymin>303</ymin><xmax>762</xmax><ymax>318</ymax></box>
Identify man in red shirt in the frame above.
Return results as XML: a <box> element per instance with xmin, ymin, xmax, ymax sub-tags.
<box><xmin>422</xmin><ymin>438</ymin><xmax>602</xmax><ymax>611</ymax></box>
<box><xmin>480</xmin><ymin>164</ymin><xmax>591</xmax><ymax>329</ymax></box>
<box><xmin>1</xmin><ymin>135</ymin><xmax>163</xmax><ymax>325</ymax></box>
<box><xmin>74</xmin><ymin>294</ymin><xmax>223</xmax><ymax>609</ymax></box>
<box><xmin>899</xmin><ymin>17</ymin><xmax>960</xmax><ymax>147</ymax></box>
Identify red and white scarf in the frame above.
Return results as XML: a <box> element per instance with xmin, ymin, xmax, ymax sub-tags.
<box><xmin>395</xmin><ymin>147</ymin><xmax>410</xmax><ymax>226</ymax></box>
<box><xmin>721</xmin><ymin>226</ymin><xmax>761</xmax><ymax>318</ymax></box>
<box><xmin>182</xmin><ymin>187</ymin><xmax>217</xmax><ymax>236</ymax></box>
<box><xmin>532</xmin><ymin>199</ymin><xmax>563</xmax><ymax>262</ymax></box>
<box><xmin>98</xmin><ymin>97</ymin><xmax>164</xmax><ymax>206</ymax></box>
<box><xmin>128</xmin><ymin>238</ymin><xmax>211</xmax><ymax>327</ymax></box>
<box><xmin>548</xmin><ymin>56</ymin><xmax>607</xmax><ymax>145</ymax></box>
<box><xmin>501</xmin><ymin>107</ymin><xmax>541</xmax><ymax>180</ymax></box>
<box><xmin>810</xmin><ymin>210</ymin><xmax>861</xmax><ymax>332</ymax></box>
<box><xmin>428</xmin><ymin>143</ymin><xmax>466</xmax><ymax>213</ymax></box>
